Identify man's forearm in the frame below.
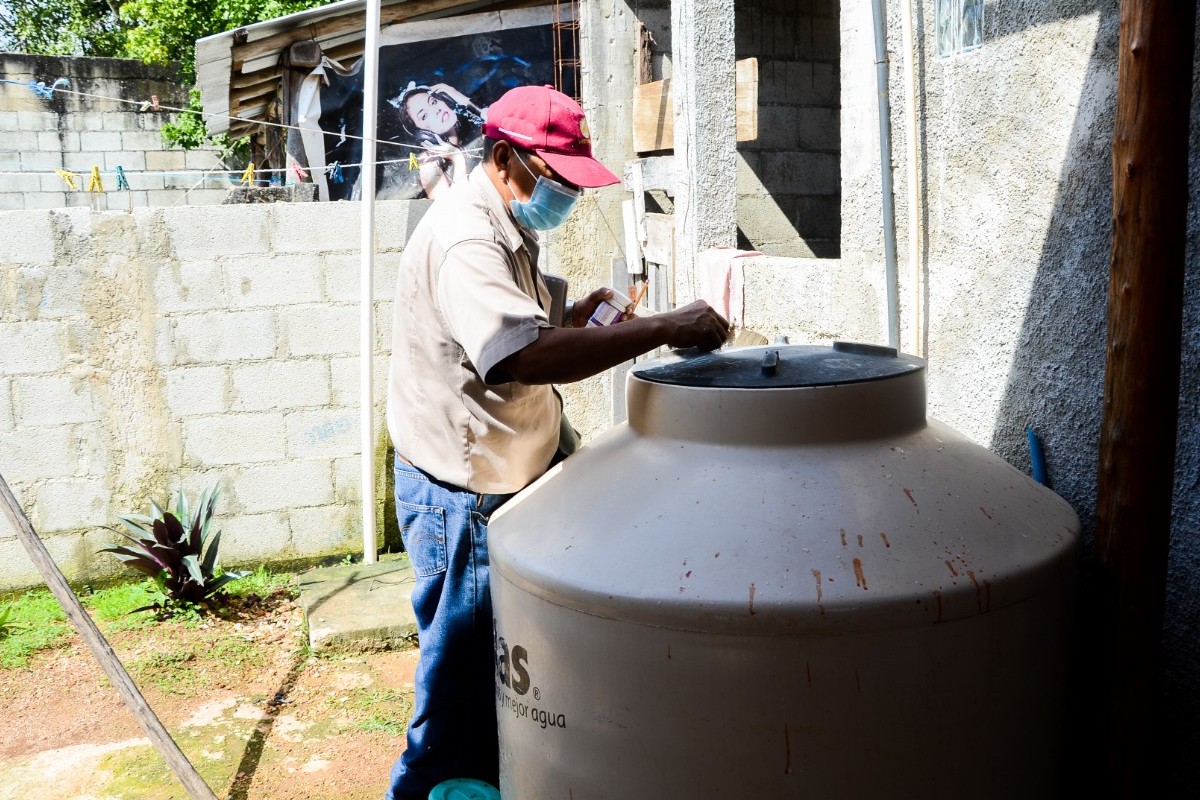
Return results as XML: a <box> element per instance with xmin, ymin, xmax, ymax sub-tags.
<box><xmin>497</xmin><ymin>318</ymin><xmax>673</xmax><ymax>385</ymax></box>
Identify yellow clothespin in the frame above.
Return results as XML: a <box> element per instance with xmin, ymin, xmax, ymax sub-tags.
<box><xmin>87</xmin><ymin>166</ymin><xmax>104</xmax><ymax>193</ymax></box>
<box><xmin>240</xmin><ymin>162</ymin><xmax>256</xmax><ymax>186</ymax></box>
<box><xmin>54</xmin><ymin>168</ymin><xmax>79</xmax><ymax>190</ymax></box>
<box><xmin>408</xmin><ymin>152</ymin><xmax>419</xmax><ymax>170</ymax></box>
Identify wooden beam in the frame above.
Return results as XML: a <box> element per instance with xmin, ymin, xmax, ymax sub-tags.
<box><xmin>1094</xmin><ymin>0</ymin><xmax>1196</xmax><ymax>794</ymax></box>
<box><xmin>0</xmin><ymin>474</ymin><xmax>219</xmax><ymax>800</ymax></box>
<box><xmin>632</xmin><ymin>57</ymin><xmax>758</xmax><ymax>154</ymax></box>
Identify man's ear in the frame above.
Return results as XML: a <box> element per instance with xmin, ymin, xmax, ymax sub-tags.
<box><xmin>491</xmin><ymin>140</ymin><xmax>513</xmax><ymax>177</ymax></box>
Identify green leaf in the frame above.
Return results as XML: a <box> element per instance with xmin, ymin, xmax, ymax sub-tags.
<box><xmin>200</xmin><ymin>528</ymin><xmax>223</xmax><ymax>577</ymax></box>
<box><xmin>181</xmin><ymin>554</ymin><xmax>204</xmax><ymax>586</ymax></box>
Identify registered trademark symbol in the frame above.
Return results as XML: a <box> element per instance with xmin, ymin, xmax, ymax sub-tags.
<box><xmin>533</xmin><ymin>687</ymin><xmax>541</xmax><ymax>700</ymax></box>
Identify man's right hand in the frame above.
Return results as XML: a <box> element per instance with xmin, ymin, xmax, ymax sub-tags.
<box><xmin>657</xmin><ymin>300</ymin><xmax>730</xmax><ymax>352</ymax></box>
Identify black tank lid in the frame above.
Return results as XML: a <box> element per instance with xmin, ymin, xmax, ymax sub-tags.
<box><xmin>633</xmin><ymin>341</ymin><xmax>926</xmax><ymax>389</ymax></box>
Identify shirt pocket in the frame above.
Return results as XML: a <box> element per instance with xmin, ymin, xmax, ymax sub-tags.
<box><xmin>397</xmin><ymin>500</ymin><xmax>447</xmax><ymax>577</ymax></box>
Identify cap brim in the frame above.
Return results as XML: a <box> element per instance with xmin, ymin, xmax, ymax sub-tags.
<box><xmin>537</xmin><ymin>149</ymin><xmax>621</xmax><ymax>189</ymax></box>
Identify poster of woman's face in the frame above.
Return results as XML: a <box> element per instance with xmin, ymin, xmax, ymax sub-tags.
<box><xmin>308</xmin><ymin>6</ymin><xmax>573</xmax><ymax>201</ymax></box>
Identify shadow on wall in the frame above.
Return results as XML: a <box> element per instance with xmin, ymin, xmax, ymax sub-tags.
<box><xmin>936</xmin><ymin>1</ymin><xmax>1199</xmax><ymax>793</ymax></box>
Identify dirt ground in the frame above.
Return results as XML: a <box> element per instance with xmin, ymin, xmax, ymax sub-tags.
<box><xmin>0</xmin><ymin>591</ymin><xmax>419</xmax><ymax>800</ymax></box>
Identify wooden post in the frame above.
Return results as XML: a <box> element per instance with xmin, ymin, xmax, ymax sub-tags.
<box><xmin>1095</xmin><ymin>1</ymin><xmax>1196</xmax><ymax>793</ymax></box>
<box><xmin>0</xmin><ymin>473</ymin><xmax>219</xmax><ymax>800</ymax></box>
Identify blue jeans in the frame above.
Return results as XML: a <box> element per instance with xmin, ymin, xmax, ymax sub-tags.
<box><xmin>386</xmin><ymin>456</ymin><xmax>512</xmax><ymax>800</ymax></box>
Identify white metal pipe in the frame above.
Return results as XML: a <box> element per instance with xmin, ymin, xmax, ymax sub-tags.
<box><xmin>870</xmin><ymin>0</ymin><xmax>901</xmax><ymax>350</ymax></box>
<box><xmin>900</xmin><ymin>0</ymin><xmax>922</xmax><ymax>356</ymax></box>
<box><xmin>359</xmin><ymin>0</ymin><xmax>382</xmax><ymax>564</ymax></box>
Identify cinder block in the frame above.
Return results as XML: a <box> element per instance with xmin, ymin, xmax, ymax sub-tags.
<box><xmin>13</xmin><ymin>374</ymin><xmax>101</xmax><ymax>426</ymax></box>
<box><xmin>164</xmin><ymin>205</ymin><xmax>271</xmax><ymax>258</ymax></box>
<box><xmin>329</xmin><ymin>356</ymin><xmax>360</xmax><ymax>409</ymax></box>
<box><xmin>0</xmin><ymin>426</ymin><xmax>73</xmax><ymax>481</ymax></box>
<box><xmin>753</xmin><ymin>106</ymin><xmax>801</xmax><ymax>150</ymax></box>
<box><xmin>183</xmin><ymin>149</ymin><xmax>224</xmax><ymax>170</ymax></box>
<box><xmin>285</xmin><ymin>409</ymin><xmax>360</xmax><ymax>459</ymax></box>
<box><xmin>22</xmin><ymin>265</ymin><xmax>87</xmax><ymax>320</ymax></box>
<box><xmin>230</xmin><ymin>358</ymin><xmax>330</xmax><ymax>411</ymax></box>
<box><xmin>332</xmin><ymin>455</ymin><xmax>361</xmax><ymax>502</ymax></box>
<box><xmin>25</xmin><ymin>150</ymin><xmax>63</xmax><ymax>169</ymax></box>
<box><xmin>63</xmin><ymin>152</ymin><xmax>107</xmax><ymax>173</ymax></box>
<box><xmin>182</xmin><ymin>412</ymin><xmax>286</xmax><ymax>465</ymax></box>
<box><xmin>134</xmin><ymin>175</ymin><xmax>166</xmax><ymax>193</ymax></box>
<box><xmin>153</xmin><ymin>259</ymin><xmax>226</xmax><ymax>313</ymax></box>
<box><xmin>812</xmin><ymin>16</ymin><xmax>839</xmax><ymax>60</ymax></box>
<box><xmin>224</xmin><ymin>254</ymin><xmax>323</xmax><ymax>309</ymax></box>
<box><xmin>272</xmin><ymin>202</ymin><xmax>360</xmax><ymax>254</ymax></box>
<box><xmin>37</xmin><ymin>131</ymin><xmax>64</xmax><ymax>151</ymax></box>
<box><xmin>102</xmin><ymin>112</ymin><xmax>140</xmax><ymax>131</ymax></box>
<box><xmin>32</xmin><ymin>478</ymin><xmax>110</xmax><ymax>531</ymax></box>
<box><xmin>145</xmin><ymin>150</ymin><xmax>186</xmax><ymax>172</ymax></box>
<box><xmin>165</xmin><ymin>365</ymin><xmax>228</xmax><ymax>416</ymax></box>
<box><xmin>219</xmin><ymin>511</ymin><xmax>293</xmax><ymax>563</ymax></box>
<box><xmin>3</xmin><ymin>131</ymin><xmax>39</xmax><ymax>151</ymax></box>
<box><xmin>762</xmin><ymin>151</ymin><xmax>838</xmax><ymax>195</ymax></box>
<box><xmin>280</xmin><ymin>304</ymin><xmax>358</xmax><ymax>357</ymax></box>
<box><xmin>230</xmin><ymin>459</ymin><xmax>333</xmax><ymax>514</ymax></box>
<box><xmin>104</xmin><ymin>152</ymin><xmax>145</xmax><ymax>172</ymax></box>
<box><xmin>187</xmin><ymin>188</ymin><xmax>231</xmax><ymax>206</ymax></box>
<box><xmin>79</xmin><ymin>131</ymin><xmax>123</xmax><ymax>152</ymax></box>
<box><xmin>16</xmin><ymin>111</ymin><xmax>57</xmax><ymax>131</ymax></box>
<box><xmin>123</xmin><ymin>131</ymin><xmax>166</xmax><ymax>152</ymax></box>
<box><xmin>289</xmin><ymin>504</ymin><xmax>357</xmax><ymax>552</ymax></box>
<box><xmin>324</xmin><ymin>252</ymin><xmax>399</xmax><ymax>303</ymax></box>
<box><xmin>23</xmin><ymin>192</ymin><xmax>67</xmax><ymax>210</ymax></box>
<box><xmin>375</xmin><ymin>199</ymin><xmax>431</xmax><ymax>251</ymax></box>
<box><xmin>172</xmin><ymin>309</ymin><xmax>276</xmax><ymax>364</ymax></box>
<box><xmin>0</xmin><ymin>112</ymin><xmax>19</xmax><ymax>131</ymax></box>
<box><xmin>0</xmin><ymin>320</ymin><xmax>63</xmax><ymax>372</ymax></box>
<box><xmin>0</xmin><ymin>212</ymin><xmax>56</xmax><ymax>265</ymax></box>
<box><xmin>797</xmin><ymin>106</ymin><xmax>840</xmax><ymax>152</ymax></box>
<box><xmin>147</xmin><ymin>189</ymin><xmax>186</xmax><ymax>207</ymax></box>
<box><xmin>0</xmin><ymin>193</ymin><xmax>25</xmax><ymax>210</ymax></box>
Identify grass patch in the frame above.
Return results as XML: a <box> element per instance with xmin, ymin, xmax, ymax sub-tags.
<box><xmin>82</xmin><ymin>579</ymin><xmax>159</xmax><ymax>631</ymax></box>
<box><xmin>0</xmin><ymin>589</ymin><xmax>70</xmax><ymax>669</ymax></box>
<box><xmin>210</xmin><ymin>634</ymin><xmax>268</xmax><ymax>670</ymax></box>
<box><xmin>222</xmin><ymin>564</ymin><xmax>297</xmax><ymax>599</ymax></box>
<box><xmin>345</xmin><ymin>686</ymin><xmax>412</xmax><ymax>737</ymax></box>
<box><xmin>127</xmin><ymin>647</ymin><xmax>200</xmax><ymax>695</ymax></box>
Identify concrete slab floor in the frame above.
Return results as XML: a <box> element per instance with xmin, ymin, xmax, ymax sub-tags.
<box><xmin>297</xmin><ymin>553</ymin><xmax>418</xmax><ymax>654</ymax></box>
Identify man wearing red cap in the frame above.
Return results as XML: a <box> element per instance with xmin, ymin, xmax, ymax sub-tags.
<box><xmin>383</xmin><ymin>84</ymin><xmax>728</xmax><ymax>799</ymax></box>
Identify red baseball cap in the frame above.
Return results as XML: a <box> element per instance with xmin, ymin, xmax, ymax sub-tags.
<box><xmin>483</xmin><ymin>85</ymin><xmax>620</xmax><ymax>188</ymax></box>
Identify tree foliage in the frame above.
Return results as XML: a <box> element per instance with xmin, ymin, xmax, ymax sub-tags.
<box><xmin>2</xmin><ymin>0</ymin><xmax>328</xmax><ymax>83</ymax></box>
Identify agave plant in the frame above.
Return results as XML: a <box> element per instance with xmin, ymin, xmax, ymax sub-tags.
<box><xmin>100</xmin><ymin>484</ymin><xmax>248</xmax><ymax>609</ymax></box>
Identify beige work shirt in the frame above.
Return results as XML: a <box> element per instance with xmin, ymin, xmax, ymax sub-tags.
<box><xmin>385</xmin><ymin>167</ymin><xmax>559</xmax><ymax>494</ymax></box>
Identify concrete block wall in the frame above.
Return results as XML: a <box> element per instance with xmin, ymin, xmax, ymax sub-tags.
<box><xmin>0</xmin><ymin>54</ymin><xmax>231</xmax><ymax>211</ymax></box>
<box><xmin>0</xmin><ymin>200</ymin><xmax>433</xmax><ymax>591</ymax></box>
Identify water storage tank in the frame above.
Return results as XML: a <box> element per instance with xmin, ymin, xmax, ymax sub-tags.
<box><xmin>489</xmin><ymin>343</ymin><xmax>1080</xmax><ymax>799</ymax></box>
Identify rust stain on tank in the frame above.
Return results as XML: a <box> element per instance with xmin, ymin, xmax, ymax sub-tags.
<box><xmin>749</xmin><ymin>582</ymin><xmax>757</xmax><ymax>616</ymax></box>
<box><xmin>856</xmin><ymin>534</ymin><xmax>864</xmax><ymax>548</ymax></box>
<box><xmin>933</xmin><ymin>590</ymin><xmax>944</xmax><ymax>622</ymax></box>
<box><xmin>967</xmin><ymin>570</ymin><xmax>983</xmax><ymax>612</ymax></box>
<box><xmin>980</xmin><ymin>506</ymin><xmax>993</xmax><ymax>519</ymax></box>
<box><xmin>853</xmin><ymin>558</ymin><xmax>868</xmax><ymax>590</ymax></box>
<box><xmin>784</xmin><ymin>724</ymin><xmax>793</xmax><ymax>774</ymax></box>
<box><xmin>806</xmin><ymin>662</ymin><xmax>813</xmax><ymax>685</ymax></box>
<box><xmin>667</xmin><ymin>644</ymin><xmax>672</xmax><ymax>660</ymax></box>
<box><xmin>904</xmin><ymin>488</ymin><xmax>918</xmax><ymax>508</ymax></box>
<box><xmin>811</xmin><ymin>569</ymin><xmax>825</xmax><ymax>614</ymax></box>
<box><xmin>880</xmin><ymin>532</ymin><xmax>891</xmax><ymax>547</ymax></box>
<box><xmin>839</xmin><ymin>528</ymin><xmax>847</xmax><ymax>546</ymax></box>
<box><xmin>944</xmin><ymin>560</ymin><xmax>958</xmax><ymax>578</ymax></box>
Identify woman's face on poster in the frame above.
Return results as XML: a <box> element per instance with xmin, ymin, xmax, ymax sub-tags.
<box><xmin>404</xmin><ymin>91</ymin><xmax>457</xmax><ymax>136</ymax></box>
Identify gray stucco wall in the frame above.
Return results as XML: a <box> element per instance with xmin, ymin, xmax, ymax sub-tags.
<box><xmin>842</xmin><ymin>1</ymin><xmax>1199</xmax><ymax>791</ymax></box>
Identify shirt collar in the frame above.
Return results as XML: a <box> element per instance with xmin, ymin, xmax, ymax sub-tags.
<box><xmin>469</xmin><ymin>166</ymin><xmax>537</xmax><ymax>253</ymax></box>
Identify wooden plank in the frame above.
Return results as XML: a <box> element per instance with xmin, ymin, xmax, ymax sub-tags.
<box><xmin>1093</xmin><ymin>0</ymin><xmax>1196</xmax><ymax>795</ymax></box>
<box><xmin>0</xmin><ymin>473</ymin><xmax>219</xmax><ymax>800</ymax></box>
<box><xmin>632</xmin><ymin>57</ymin><xmax>758</xmax><ymax>153</ymax></box>
<box><xmin>641</xmin><ymin>213</ymin><xmax>674</xmax><ymax>266</ymax></box>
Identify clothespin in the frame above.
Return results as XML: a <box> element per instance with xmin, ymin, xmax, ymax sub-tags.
<box><xmin>240</xmin><ymin>162</ymin><xmax>256</xmax><ymax>186</ymax></box>
<box><xmin>151</xmin><ymin>95</ymin><xmax>159</xmax><ymax>112</ymax></box>
<box><xmin>328</xmin><ymin>161</ymin><xmax>344</xmax><ymax>184</ymax></box>
<box><xmin>87</xmin><ymin>166</ymin><xmax>103</xmax><ymax>193</ymax></box>
<box><xmin>54</xmin><ymin>168</ymin><xmax>79</xmax><ymax>190</ymax></box>
<box><xmin>115</xmin><ymin>166</ymin><xmax>130</xmax><ymax>191</ymax></box>
<box><xmin>140</xmin><ymin>94</ymin><xmax>161</xmax><ymax>112</ymax></box>
<box><xmin>292</xmin><ymin>161</ymin><xmax>309</xmax><ymax>182</ymax></box>
<box><xmin>408</xmin><ymin>152</ymin><xmax>419</xmax><ymax>170</ymax></box>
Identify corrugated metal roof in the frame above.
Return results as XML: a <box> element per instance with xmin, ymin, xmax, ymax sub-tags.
<box><xmin>196</xmin><ymin>0</ymin><xmax>535</xmax><ymax>137</ymax></box>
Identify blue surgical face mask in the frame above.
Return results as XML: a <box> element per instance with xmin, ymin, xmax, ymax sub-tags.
<box><xmin>508</xmin><ymin>150</ymin><xmax>581</xmax><ymax>230</ymax></box>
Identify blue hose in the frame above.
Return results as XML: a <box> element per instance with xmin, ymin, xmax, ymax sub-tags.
<box><xmin>1026</xmin><ymin>426</ymin><xmax>1048</xmax><ymax>486</ymax></box>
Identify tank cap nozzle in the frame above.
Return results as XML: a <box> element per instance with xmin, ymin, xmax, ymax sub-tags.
<box><xmin>761</xmin><ymin>349</ymin><xmax>780</xmax><ymax>376</ymax></box>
